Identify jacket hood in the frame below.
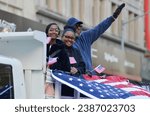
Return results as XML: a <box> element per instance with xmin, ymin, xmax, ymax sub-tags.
<box><xmin>66</xmin><ymin>17</ymin><xmax>83</xmax><ymax>27</ymax></box>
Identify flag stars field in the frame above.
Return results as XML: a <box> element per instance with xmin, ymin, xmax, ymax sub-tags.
<box><xmin>79</xmin><ymin>83</ymin><xmax>83</xmax><ymax>87</ymax></box>
<box><xmin>77</xmin><ymin>79</ymin><xmax>82</xmax><ymax>81</ymax></box>
<box><xmin>89</xmin><ymin>89</ymin><xmax>94</xmax><ymax>92</ymax></box>
<box><xmin>88</xmin><ymin>84</ymin><xmax>92</xmax><ymax>87</ymax></box>
<box><xmin>69</xmin><ymin>78</ymin><xmax>73</xmax><ymax>81</ymax></box>
<box><xmin>52</xmin><ymin>70</ymin><xmax>150</xmax><ymax>99</ymax></box>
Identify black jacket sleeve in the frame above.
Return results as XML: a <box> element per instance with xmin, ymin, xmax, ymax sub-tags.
<box><xmin>71</xmin><ymin>48</ymin><xmax>86</xmax><ymax>75</ymax></box>
<box><xmin>48</xmin><ymin>41</ymin><xmax>71</xmax><ymax>72</ymax></box>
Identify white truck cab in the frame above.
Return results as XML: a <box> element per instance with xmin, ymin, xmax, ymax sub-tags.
<box><xmin>0</xmin><ymin>31</ymin><xmax>46</xmax><ymax>99</ymax></box>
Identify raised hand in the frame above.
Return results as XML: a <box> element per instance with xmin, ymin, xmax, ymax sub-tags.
<box><xmin>113</xmin><ymin>3</ymin><xmax>125</xmax><ymax>19</ymax></box>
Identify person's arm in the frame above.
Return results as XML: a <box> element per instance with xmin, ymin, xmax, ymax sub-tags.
<box><xmin>81</xmin><ymin>3</ymin><xmax>125</xmax><ymax>44</ymax></box>
<box><xmin>57</xmin><ymin>49</ymin><xmax>71</xmax><ymax>72</ymax></box>
<box><xmin>73</xmin><ymin>49</ymin><xmax>86</xmax><ymax>74</ymax></box>
<box><xmin>49</xmin><ymin>42</ymin><xmax>71</xmax><ymax>72</ymax></box>
<box><xmin>76</xmin><ymin>60</ymin><xmax>86</xmax><ymax>74</ymax></box>
<box><xmin>82</xmin><ymin>16</ymin><xmax>115</xmax><ymax>44</ymax></box>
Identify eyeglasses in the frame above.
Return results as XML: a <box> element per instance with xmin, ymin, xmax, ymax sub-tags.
<box><xmin>64</xmin><ymin>35</ymin><xmax>75</xmax><ymax>40</ymax></box>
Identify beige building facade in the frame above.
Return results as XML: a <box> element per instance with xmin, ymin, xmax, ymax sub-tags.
<box><xmin>0</xmin><ymin>0</ymin><xmax>147</xmax><ymax>81</ymax></box>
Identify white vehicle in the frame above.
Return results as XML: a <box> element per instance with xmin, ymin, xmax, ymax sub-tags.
<box><xmin>0</xmin><ymin>31</ymin><xmax>47</xmax><ymax>99</ymax></box>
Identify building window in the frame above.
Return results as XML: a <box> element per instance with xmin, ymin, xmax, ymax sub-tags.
<box><xmin>99</xmin><ymin>0</ymin><xmax>105</xmax><ymax>20</ymax></box>
<box><xmin>111</xmin><ymin>3</ymin><xmax>122</xmax><ymax>37</ymax></box>
<box><xmin>128</xmin><ymin>11</ymin><xmax>138</xmax><ymax>44</ymax></box>
<box><xmin>134</xmin><ymin>14</ymin><xmax>139</xmax><ymax>44</ymax></box>
<box><xmin>72</xmin><ymin>0</ymin><xmax>80</xmax><ymax>18</ymax></box>
<box><xmin>46</xmin><ymin>0</ymin><xmax>58</xmax><ymax>12</ymax></box>
<box><xmin>92</xmin><ymin>0</ymin><xmax>100</xmax><ymax>25</ymax></box>
<box><xmin>79</xmin><ymin>0</ymin><xmax>84</xmax><ymax>21</ymax></box>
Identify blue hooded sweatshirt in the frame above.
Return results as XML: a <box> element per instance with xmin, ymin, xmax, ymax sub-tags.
<box><xmin>66</xmin><ymin>16</ymin><xmax>115</xmax><ymax>72</ymax></box>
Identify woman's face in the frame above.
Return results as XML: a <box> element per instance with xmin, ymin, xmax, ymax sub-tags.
<box><xmin>47</xmin><ymin>24</ymin><xmax>59</xmax><ymax>39</ymax></box>
<box><xmin>62</xmin><ymin>31</ymin><xmax>75</xmax><ymax>47</ymax></box>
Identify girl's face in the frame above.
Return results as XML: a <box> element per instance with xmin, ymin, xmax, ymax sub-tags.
<box><xmin>47</xmin><ymin>24</ymin><xmax>59</xmax><ymax>39</ymax></box>
<box><xmin>62</xmin><ymin>31</ymin><xmax>75</xmax><ymax>47</ymax></box>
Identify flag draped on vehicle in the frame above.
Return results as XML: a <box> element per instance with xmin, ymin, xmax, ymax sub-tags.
<box><xmin>51</xmin><ymin>70</ymin><xmax>150</xmax><ymax>99</ymax></box>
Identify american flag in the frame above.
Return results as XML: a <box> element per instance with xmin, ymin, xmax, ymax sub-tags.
<box><xmin>51</xmin><ymin>70</ymin><xmax>150</xmax><ymax>99</ymax></box>
<box><xmin>94</xmin><ymin>65</ymin><xmax>105</xmax><ymax>74</ymax></box>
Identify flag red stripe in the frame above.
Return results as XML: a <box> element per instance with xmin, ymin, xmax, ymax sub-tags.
<box><xmin>82</xmin><ymin>74</ymin><xmax>150</xmax><ymax>98</ymax></box>
<box><xmin>130</xmin><ymin>91</ymin><xmax>150</xmax><ymax>97</ymax></box>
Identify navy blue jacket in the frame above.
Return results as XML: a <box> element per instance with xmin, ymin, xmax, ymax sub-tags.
<box><xmin>73</xmin><ymin>16</ymin><xmax>115</xmax><ymax>71</ymax></box>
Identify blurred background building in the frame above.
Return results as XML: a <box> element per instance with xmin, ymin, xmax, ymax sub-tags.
<box><xmin>0</xmin><ymin>0</ymin><xmax>150</xmax><ymax>83</ymax></box>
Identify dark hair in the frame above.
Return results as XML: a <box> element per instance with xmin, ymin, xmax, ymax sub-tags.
<box><xmin>62</xmin><ymin>26</ymin><xmax>76</xmax><ymax>37</ymax></box>
<box><xmin>63</xmin><ymin>25</ymin><xmax>76</xmax><ymax>32</ymax></box>
<box><xmin>45</xmin><ymin>23</ymin><xmax>60</xmax><ymax>37</ymax></box>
